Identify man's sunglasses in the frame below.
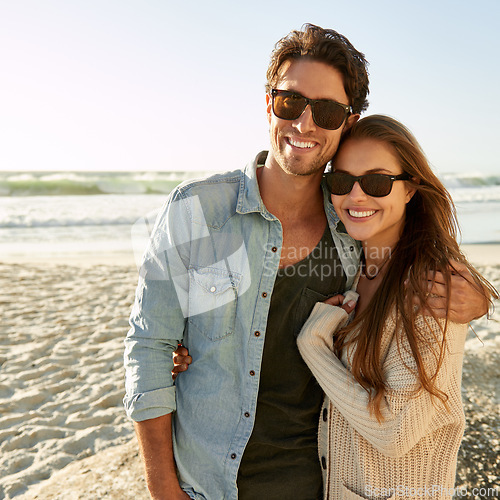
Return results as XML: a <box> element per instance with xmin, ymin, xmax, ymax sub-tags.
<box><xmin>324</xmin><ymin>171</ymin><xmax>411</xmax><ymax>197</ymax></box>
<box><xmin>271</xmin><ymin>89</ymin><xmax>352</xmax><ymax>130</ymax></box>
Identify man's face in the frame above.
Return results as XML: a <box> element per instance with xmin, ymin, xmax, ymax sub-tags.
<box><xmin>266</xmin><ymin>58</ymin><xmax>359</xmax><ymax>177</ymax></box>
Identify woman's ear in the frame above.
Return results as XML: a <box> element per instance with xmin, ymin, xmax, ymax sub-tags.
<box><xmin>405</xmin><ymin>177</ymin><xmax>419</xmax><ymax>203</ymax></box>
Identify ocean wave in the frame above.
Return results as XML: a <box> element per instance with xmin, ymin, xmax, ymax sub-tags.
<box><xmin>441</xmin><ymin>173</ymin><xmax>500</xmax><ymax>189</ymax></box>
<box><xmin>0</xmin><ymin>193</ymin><xmax>165</xmax><ymax>230</ymax></box>
<box><xmin>1</xmin><ymin>218</ymin><xmax>136</xmax><ymax>229</ymax></box>
<box><xmin>1</xmin><ymin>170</ymin><xmax>499</xmax><ymax>200</ymax></box>
<box><xmin>0</xmin><ymin>171</ymin><xmax>208</xmax><ymax>197</ymax></box>
<box><xmin>448</xmin><ymin>186</ymin><xmax>500</xmax><ymax>203</ymax></box>
<box><xmin>1</xmin><ymin>192</ymin><xmax>499</xmax><ymax>244</ymax></box>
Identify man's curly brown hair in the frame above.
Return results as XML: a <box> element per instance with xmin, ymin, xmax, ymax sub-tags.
<box><xmin>266</xmin><ymin>24</ymin><xmax>370</xmax><ymax>115</ymax></box>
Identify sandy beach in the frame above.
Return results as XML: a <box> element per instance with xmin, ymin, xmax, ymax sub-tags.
<box><xmin>1</xmin><ymin>245</ymin><xmax>498</xmax><ymax>499</ymax></box>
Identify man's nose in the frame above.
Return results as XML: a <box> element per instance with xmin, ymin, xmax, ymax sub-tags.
<box><xmin>292</xmin><ymin>105</ymin><xmax>316</xmax><ymax>134</ymax></box>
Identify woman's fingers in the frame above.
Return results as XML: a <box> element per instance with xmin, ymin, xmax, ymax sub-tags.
<box><xmin>341</xmin><ymin>300</ymin><xmax>357</xmax><ymax>314</ymax></box>
<box><xmin>172</xmin><ymin>345</ymin><xmax>192</xmax><ymax>380</ymax></box>
<box><xmin>324</xmin><ymin>294</ymin><xmax>345</xmax><ymax>307</ymax></box>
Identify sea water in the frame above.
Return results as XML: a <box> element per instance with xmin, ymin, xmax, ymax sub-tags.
<box><xmin>1</xmin><ymin>171</ymin><xmax>499</xmax><ymax>264</ymax></box>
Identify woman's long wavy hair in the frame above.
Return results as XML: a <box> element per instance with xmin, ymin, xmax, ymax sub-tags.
<box><xmin>332</xmin><ymin>115</ymin><xmax>498</xmax><ymax>421</ymax></box>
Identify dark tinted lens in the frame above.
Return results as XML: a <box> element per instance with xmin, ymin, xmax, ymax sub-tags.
<box><xmin>360</xmin><ymin>175</ymin><xmax>392</xmax><ymax>197</ymax></box>
<box><xmin>313</xmin><ymin>100</ymin><xmax>347</xmax><ymax>130</ymax></box>
<box><xmin>326</xmin><ymin>173</ymin><xmax>395</xmax><ymax>197</ymax></box>
<box><xmin>273</xmin><ymin>93</ymin><xmax>306</xmax><ymax>120</ymax></box>
<box><xmin>327</xmin><ymin>172</ymin><xmax>354</xmax><ymax>195</ymax></box>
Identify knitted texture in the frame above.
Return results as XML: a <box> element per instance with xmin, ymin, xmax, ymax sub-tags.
<box><xmin>297</xmin><ymin>302</ymin><xmax>467</xmax><ymax>499</ymax></box>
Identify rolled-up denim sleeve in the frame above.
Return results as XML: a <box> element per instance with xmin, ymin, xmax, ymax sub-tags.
<box><xmin>124</xmin><ymin>191</ymin><xmax>192</xmax><ymax>422</ymax></box>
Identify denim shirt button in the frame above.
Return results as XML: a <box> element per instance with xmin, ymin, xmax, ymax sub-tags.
<box><xmin>231</xmin><ymin>453</ymin><xmax>237</xmax><ymax>459</ymax></box>
<box><xmin>349</xmin><ymin>246</ymin><xmax>354</xmax><ymax>251</ymax></box>
<box><xmin>271</xmin><ymin>246</ymin><xmax>278</xmax><ymax>252</ymax></box>
<box><xmin>254</xmin><ymin>331</ymin><xmax>261</xmax><ymax>337</ymax></box>
<box><xmin>249</xmin><ymin>370</ymin><xmax>255</xmax><ymax>376</ymax></box>
<box><xmin>244</xmin><ymin>412</ymin><xmax>250</xmax><ymax>418</ymax></box>
<box><xmin>210</xmin><ymin>286</ymin><xmax>217</xmax><ymax>293</ymax></box>
<box><xmin>262</xmin><ymin>292</ymin><xmax>268</xmax><ymax>298</ymax></box>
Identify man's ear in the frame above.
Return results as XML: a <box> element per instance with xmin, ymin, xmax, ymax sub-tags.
<box><xmin>266</xmin><ymin>93</ymin><xmax>272</xmax><ymax>124</ymax></box>
<box><xmin>342</xmin><ymin>113</ymin><xmax>360</xmax><ymax>135</ymax></box>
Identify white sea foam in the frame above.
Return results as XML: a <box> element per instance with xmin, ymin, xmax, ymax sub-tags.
<box><xmin>0</xmin><ymin>194</ymin><xmax>164</xmax><ymax>229</ymax></box>
<box><xmin>448</xmin><ymin>186</ymin><xmax>500</xmax><ymax>203</ymax></box>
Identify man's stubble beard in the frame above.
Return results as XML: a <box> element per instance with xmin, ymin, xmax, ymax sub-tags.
<box><xmin>273</xmin><ymin>131</ymin><xmax>332</xmax><ymax>177</ymax></box>
<box><xmin>276</xmin><ymin>149</ymin><xmax>329</xmax><ymax>177</ymax></box>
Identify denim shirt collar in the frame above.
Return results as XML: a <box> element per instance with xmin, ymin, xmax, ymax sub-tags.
<box><xmin>236</xmin><ymin>150</ymin><xmax>348</xmax><ymax>233</ymax></box>
<box><xmin>321</xmin><ymin>180</ymin><xmax>349</xmax><ymax>234</ymax></box>
<box><xmin>236</xmin><ymin>151</ymin><xmax>277</xmax><ymax>221</ymax></box>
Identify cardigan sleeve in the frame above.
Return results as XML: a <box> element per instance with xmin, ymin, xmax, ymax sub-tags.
<box><xmin>297</xmin><ymin>304</ymin><xmax>467</xmax><ymax>458</ymax></box>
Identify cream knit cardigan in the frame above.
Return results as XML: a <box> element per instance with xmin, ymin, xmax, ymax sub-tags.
<box><xmin>297</xmin><ymin>293</ymin><xmax>467</xmax><ymax>500</ymax></box>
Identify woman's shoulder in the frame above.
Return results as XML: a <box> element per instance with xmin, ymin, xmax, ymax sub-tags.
<box><xmin>384</xmin><ymin>312</ymin><xmax>467</xmax><ymax>368</ymax></box>
<box><xmin>413</xmin><ymin>315</ymin><xmax>467</xmax><ymax>352</ymax></box>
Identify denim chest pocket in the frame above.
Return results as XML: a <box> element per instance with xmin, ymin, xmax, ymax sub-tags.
<box><xmin>187</xmin><ymin>266</ymin><xmax>241</xmax><ymax>341</ymax></box>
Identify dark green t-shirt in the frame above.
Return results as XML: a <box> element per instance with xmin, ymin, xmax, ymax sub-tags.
<box><xmin>237</xmin><ymin>226</ymin><xmax>347</xmax><ymax>500</ymax></box>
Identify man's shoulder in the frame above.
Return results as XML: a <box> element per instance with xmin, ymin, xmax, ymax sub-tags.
<box><xmin>173</xmin><ymin>168</ymin><xmax>243</xmax><ymax>204</ymax></box>
<box><xmin>161</xmin><ymin>169</ymin><xmax>244</xmax><ymax>227</ymax></box>
<box><xmin>178</xmin><ymin>169</ymin><xmax>242</xmax><ymax>192</ymax></box>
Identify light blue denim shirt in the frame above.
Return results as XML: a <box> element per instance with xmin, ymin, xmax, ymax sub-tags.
<box><xmin>124</xmin><ymin>151</ymin><xmax>361</xmax><ymax>500</ymax></box>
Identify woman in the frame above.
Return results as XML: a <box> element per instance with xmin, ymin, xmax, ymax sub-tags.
<box><xmin>297</xmin><ymin>114</ymin><xmax>497</xmax><ymax>499</ymax></box>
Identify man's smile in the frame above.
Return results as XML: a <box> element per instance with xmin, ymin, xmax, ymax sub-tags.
<box><xmin>286</xmin><ymin>136</ymin><xmax>318</xmax><ymax>150</ymax></box>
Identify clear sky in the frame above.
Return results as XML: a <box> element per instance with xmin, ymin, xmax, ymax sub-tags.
<box><xmin>1</xmin><ymin>0</ymin><xmax>498</xmax><ymax>175</ymax></box>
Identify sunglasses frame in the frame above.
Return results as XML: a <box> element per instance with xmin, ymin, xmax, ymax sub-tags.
<box><xmin>271</xmin><ymin>89</ymin><xmax>352</xmax><ymax>130</ymax></box>
<box><xmin>324</xmin><ymin>171</ymin><xmax>412</xmax><ymax>197</ymax></box>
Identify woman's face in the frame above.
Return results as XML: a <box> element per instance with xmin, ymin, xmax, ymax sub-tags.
<box><xmin>331</xmin><ymin>138</ymin><xmax>415</xmax><ymax>251</ymax></box>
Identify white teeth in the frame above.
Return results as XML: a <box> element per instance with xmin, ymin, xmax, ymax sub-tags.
<box><xmin>349</xmin><ymin>209</ymin><xmax>376</xmax><ymax>218</ymax></box>
<box><xmin>288</xmin><ymin>138</ymin><xmax>315</xmax><ymax>149</ymax></box>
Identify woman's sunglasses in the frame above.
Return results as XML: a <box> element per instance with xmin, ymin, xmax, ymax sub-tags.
<box><xmin>324</xmin><ymin>171</ymin><xmax>411</xmax><ymax>197</ymax></box>
<box><xmin>271</xmin><ymin>89</ymin><xmax>351</xmax><ymax>130</ymax></box>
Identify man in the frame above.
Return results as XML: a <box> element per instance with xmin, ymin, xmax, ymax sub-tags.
<box><xmin>124</xmin><ymin>24</ymin><xmax>485</xmax><ymax>500</ymax></box>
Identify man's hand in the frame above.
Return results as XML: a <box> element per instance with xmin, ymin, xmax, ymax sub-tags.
<box><xmin>422</xmin><ymin>261</ymin><xmax>488</xmax><ymax>323</ymax></box>
<box><xmin>172</xmin><ymin>345</ymin><xmax>192</xmax><ymax>380</ymax></box>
